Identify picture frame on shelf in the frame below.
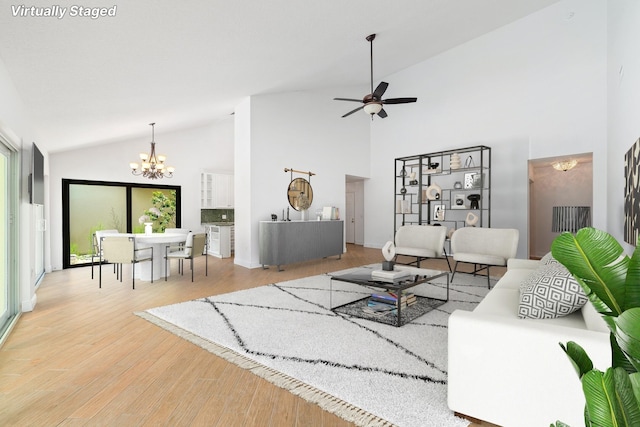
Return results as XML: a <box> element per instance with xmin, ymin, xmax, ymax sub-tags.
<box><xmin>453</xmin><ymin>194</ymin><xmax>466</xmax><ymax>209</ymax></box>
<box><xmin>434</xmin><ymin>204</ymin><xmax>446</xmax><ymax>221</ymax></box>
<box><xmin>464</xmin><ymin>172</ymin><xmax>482</xmax><ymax>189</ymax></box>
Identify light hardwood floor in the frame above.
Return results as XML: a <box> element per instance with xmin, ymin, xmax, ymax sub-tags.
<box><xmin>0</xmin><ymin>245</ymin><xmax>498</xmax><ymax>426</ymax></box>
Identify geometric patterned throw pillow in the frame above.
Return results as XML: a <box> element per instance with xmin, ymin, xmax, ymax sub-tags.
<box><xmin>540</xmin><ymin>251</ymin><xmax>561</xmax><ymax>266</ymax></box>
<box><xmin>518</xmin><ymin>263</ymin><xmax>588</xmax><ymax>319</ymax></box>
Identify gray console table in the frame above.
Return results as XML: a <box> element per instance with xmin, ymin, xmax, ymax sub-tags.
<box><xmin>259</xmin><ymin>220</ymin><xmax>344</xmax><ymax>270</ymax></box>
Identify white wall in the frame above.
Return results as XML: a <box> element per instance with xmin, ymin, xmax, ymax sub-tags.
<box><xmin>48</xmin><ymin>119</ymin><xmax>234</xmax><ymax>270</ymax></box>
<box><xmin>233</xmin><ymin>89</ymin><xmax>370</xmax><ymax>268</ymax></box>
<box><xmin>366</xmin><ymin>0</ymin><xmax>607</xmax><ymax>258</ymax></box>
<box><xmin>608</xmin><ymin>0</ymin><xmax>640</xmax><ymax>250</ymax></box>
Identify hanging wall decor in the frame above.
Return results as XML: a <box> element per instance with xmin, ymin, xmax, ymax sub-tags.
<box><xmin>624</xmin><ymin>137</ymin><xmax>640</xmax><ymax>245</ymax></box>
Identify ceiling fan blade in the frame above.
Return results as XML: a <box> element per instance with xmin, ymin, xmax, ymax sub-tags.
<box><xmin>334</xmin><ymin>97</ymin><xmax>364</xmax><ymax>103</ymax></box>
<box><xmin>373</xmin><ymin>82</ymin><xmax>389</xmax><ymax>99</ymax></box>
<box><xmin>382</xmin><ymin>97</ymin><xmax>417</xmax><ymax>104</ymax></box>
<box><xmin>342</xmin><ymin>105</ymin><xmax>365</xmax><ymax>118</ymax></box>
<box><xmin>377</xmin><ymin>108</ymin><xmax>388</xmax><ymax>118</ymax></box>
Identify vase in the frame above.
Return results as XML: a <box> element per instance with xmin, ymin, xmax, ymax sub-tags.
<box><xmin>450</xmin><ymin>152</ymin><xmax>461</xmax><ymax>170</ymax></box>
<box><xmin>144</xmin><ymin>222</ymin><xmax>153</xmax><ymax>235</ymax></box>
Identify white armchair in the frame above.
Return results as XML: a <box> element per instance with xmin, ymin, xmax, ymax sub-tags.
<box><xmin>450</xmin><ymin>227</ymin><xmax>519</xmax><ymax>288</ymax></box>
<box><xmin>393</xmin><ymin>225</ymin><xmax>450</xmax><ymax>270</ymax></box>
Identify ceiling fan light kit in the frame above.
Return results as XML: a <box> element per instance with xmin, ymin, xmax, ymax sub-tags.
<box><xmin>334</xmin><ymin>33</ymin><xmax>417</xmax><ymax>119</ymax></box>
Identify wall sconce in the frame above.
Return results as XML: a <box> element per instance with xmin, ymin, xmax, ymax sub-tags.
<box><xmin>552</xmin><ymin>159</ymin><xmax>578</xmax><ymax>172</ymax></box>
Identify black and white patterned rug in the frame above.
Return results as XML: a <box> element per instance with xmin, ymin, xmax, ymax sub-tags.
<box><xmin>137</xmin><ymin>265</ymin><xmax>490</xmax><ymax>427</ymax></box>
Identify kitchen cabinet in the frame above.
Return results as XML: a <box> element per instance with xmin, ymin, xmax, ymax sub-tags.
<box><xmin>206</xmin><ymin>224</ymin><xmax>234</xmax><ymax>258</ymax></box>
<box><xmin>201</xmin><ymin>173</ymin><xmax>234</xmax><ymax>208</ymax></box>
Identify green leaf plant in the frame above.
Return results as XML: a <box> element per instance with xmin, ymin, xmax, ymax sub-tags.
<box><xmin>550</xmin><ymin>227</ymin><xmax>640</xmax><ymax>426</ymax></box>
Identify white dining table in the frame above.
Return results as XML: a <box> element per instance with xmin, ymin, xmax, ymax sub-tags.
<box><xmin>133</xmin><ymin>232</ymin><xmax>188</xmax><ymax>281</ymax></box>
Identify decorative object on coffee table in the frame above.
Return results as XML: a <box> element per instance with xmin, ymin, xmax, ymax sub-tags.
<box><xmin>381</xmin><ymin>240</ymin><xmax>396</xmax><ymax>271</ymax></box>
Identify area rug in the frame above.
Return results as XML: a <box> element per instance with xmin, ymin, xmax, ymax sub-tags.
<box><xmin>136</xmin><ymin>265</ymin><xmax>491</xmax><ymax>427</ymax></box>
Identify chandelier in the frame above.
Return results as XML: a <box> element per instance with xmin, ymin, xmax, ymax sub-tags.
<box><xmin>129</xmin><ymin>123</ymin><xmax>175</xmax><ymax>179</ymax></box>
<box><xmin>552</xmin><ymin>159</ymin><xmax>578</xmax><ymax>172</ymax></box>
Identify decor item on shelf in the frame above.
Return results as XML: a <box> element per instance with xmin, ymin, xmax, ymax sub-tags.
<box><xmin>409</xmin><ymin>171</ymin><xmax>418</xmax><ymax>186</ymax></box>
<box><xmin>454</xmin><ymin>181</ymin><xmax>462</xmax><ymax>189</ymax></box>
<box><xmin>426</xmin><ymin>183</ymin><xmax>442</xmax><ymax>201</ymax></box>
<box><xmin>396</xmin><ymin>199</ymin><xmax>410</xmax><ymax>214</ymax></box>
<box><xmin>381</xmin><ymin>241</ymin><xmax>396</xmax><ymax>270</ymax></box>
<box><xmin>400</xmin><ymin>167</ymin><xmax>407</xmax><ymax>177</ymax></box>
<box><xmin>285</xmin><ymin>168</ymin><xmax>315</xmax><ymax>211</ymax></box>
<box><xmin>552</xmin><ymin>159</ymin><xmax>578</xmax><ymax>172</ymax></box>
<box><xmin>467</xmin><ymin>194</ymin><xmax>481</xmax><ymax>209</ymax></box>
<box><xmin>447</xmin><ymin>227</ymin><xmax>456</xmax><ymax>239</ymax></box>
<box><xmin>464</xmin><ymin>155</ymin><xmax>475</xmax><ymax>168</ymax></box>
<box><xmin>144</xmin><ymin>222</ymin><xmax>153</xmax><ymax>235</ymax></box>
<box><xmin>333</xmin><ymin>34</ymin><xmax>417</xmax><ymax>119</ymax></box>
<box><xmin>465</xmin><ymin>212</ymin><xmax>479</xmax><ymax>226</ymax></box>
<box><xmin>316</xmin><ymin>209</ymin><xmax>323</xmax><ymax>221</ymax></box>
<box><xmin>429</xmin><ymin>162</ymin><xmax>439</xmax><ymax>169</ymax></box>
<box><xmin>400</xmin><ymin>186</ymin><xmax>407</xmax><ymax>194</ymax></box>
<box><xmin>450</xmin><ymin>153</ymin><xmax>461</xmax><ymax>170</ymax></box>
<box><xmin>434</xmin><ymin>204</ymin><xmax>445</xmax><ymax>221</ymax></box>
<box><xmin>130</xmin><ymin>123</ymin><xmax>175</xmax><ymax>179</ymax></box>
<box><xmin>464</xmin><ymin>172</ymin><xmax>482</xmax><ymax>189</ymax></box>
<box><xmin>454</xmin><ymin>194</ymin><xmax>466</xmax><ymax>208</ymax></box>
<box><xmin>271</xmin><ymin>214</ymin><xmax>277</xmax><ymax>221</ymax></box>
<box><xmin>626</xmin><ymin>138</ymin><xmax>640</xmax><ymax>245</ymax></box>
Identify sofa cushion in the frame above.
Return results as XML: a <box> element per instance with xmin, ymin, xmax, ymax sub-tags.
<box><xmin>540</xmin><ymin>251</ymin><xmax>561</xmax><ymax>266</ymax></box>
<box><xmin>475</xmin><ymin>287</ymin><xmax>586</xmax><ymax>329</ymax></box>
<box><xmin>454</xmin><ymin>252</ymin><xmax>506</xmax><ymax>266</ymax></box>
<box><xmin>494</xmin><ymin>268</ymin><xmax>534</xmax><ymax>291</ymax></box>
<box><xmin>519</xmin><ymin>264</ymin><xmax>588</xmax><ymax>319</ymax></box>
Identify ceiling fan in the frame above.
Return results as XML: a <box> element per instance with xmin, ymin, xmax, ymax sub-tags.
<box><xmin>334</xmin><ymin>34</ymin><xmax>417</xmax><ymax>119</ymax></box>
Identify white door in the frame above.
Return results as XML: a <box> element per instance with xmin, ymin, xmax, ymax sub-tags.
<box><xmin>345</xmin><ymin>192</ymin><xmax>355</xmax><ymax>244</ymax></box>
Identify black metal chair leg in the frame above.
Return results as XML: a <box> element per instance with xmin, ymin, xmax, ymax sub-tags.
<box><xmin>487</xmin><ymin>266</ymin><xmax>491</xmax><ymax>289</ymax></box>
<box><xmin>451</xmin><ymin>261</ymin><xmax>459</xmax><ymax>282</ymax></box>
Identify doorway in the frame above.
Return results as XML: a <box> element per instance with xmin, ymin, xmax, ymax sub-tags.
<box><xmin>528</xmin><ymin>153</ymin><xmax>593</xmax><ymax>258</ymax></box>
<box><xmin>345</xmin><ymin>176</ymin><xmax>365</xmax><ymax>245</ymax></box>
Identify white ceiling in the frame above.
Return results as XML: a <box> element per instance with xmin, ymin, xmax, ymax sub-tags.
<box><xmin>0</xmin><ymin>0</ymin><xmax>560</xmax><ymax>153</ymax></box>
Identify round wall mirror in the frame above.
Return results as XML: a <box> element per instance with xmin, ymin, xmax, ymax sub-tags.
<box><xmin>287</xmin><ymin>178</ymin><xmax>313</xmax><ymax>211</ymax></box>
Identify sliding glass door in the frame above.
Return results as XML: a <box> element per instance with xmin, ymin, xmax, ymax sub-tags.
<box><xmin>0</xmin><ymin>138</ymin><xmax>18</xmax><ymax>342</ymax></box>
<box><xmin>62</xmin><ymin>179</ymin><xmax>180</xmax><ymax>269</ymax></box>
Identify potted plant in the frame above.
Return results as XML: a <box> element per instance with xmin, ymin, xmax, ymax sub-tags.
<box><xmin>550</xmin><ymin>227</ymin><xmax>640</xmax><ymax>426</ymax></box>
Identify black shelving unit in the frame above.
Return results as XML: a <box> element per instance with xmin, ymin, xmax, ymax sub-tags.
<box><xmin>394</xmin><ymin>145</ymin><xmax>491</xmax><ymax>234</ymax></box>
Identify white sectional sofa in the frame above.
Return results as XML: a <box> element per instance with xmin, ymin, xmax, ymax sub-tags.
<box><xmin>448</xmin><ymin>257</ymin><xmax>611</xmax><ymax>427</ymax></box>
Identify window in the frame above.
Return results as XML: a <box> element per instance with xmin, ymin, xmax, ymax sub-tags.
<box><xmin>62</xmin><ymin>179</ymin><xmax>181</xmax><ymax>269</ymax></box>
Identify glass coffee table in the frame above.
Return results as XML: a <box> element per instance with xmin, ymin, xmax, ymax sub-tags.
<box><xmin>329</xmin><ymin>266</ymin><xmax>449</xmax><ymax>327</ymax></box>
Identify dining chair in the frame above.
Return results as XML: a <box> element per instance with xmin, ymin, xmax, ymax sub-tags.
<box><xmin>91</xmin><ymin>229</ymin><xmax>119</xmax><ymax>279</ymax></box>
<box><xmin>164</xmin><ymin>232</ymin><xmax>208</xmax><ymax>282</ymax></box>
<box><xmin>99</xmin><ymin>235</ymin><xmax>153</xmax><ymax>289</ymax></box>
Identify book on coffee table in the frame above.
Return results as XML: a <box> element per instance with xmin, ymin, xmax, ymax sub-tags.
<box><xmin>371</xmin><ymin>269</ymin><xmax>411</xmax><ymax>282</ymax></box>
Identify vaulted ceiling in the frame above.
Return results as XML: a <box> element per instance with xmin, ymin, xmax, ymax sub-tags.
<box><xmin>0</xmin><ymin>0</ymin><xmax>559</xmax><ymax>152</ymax></box>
